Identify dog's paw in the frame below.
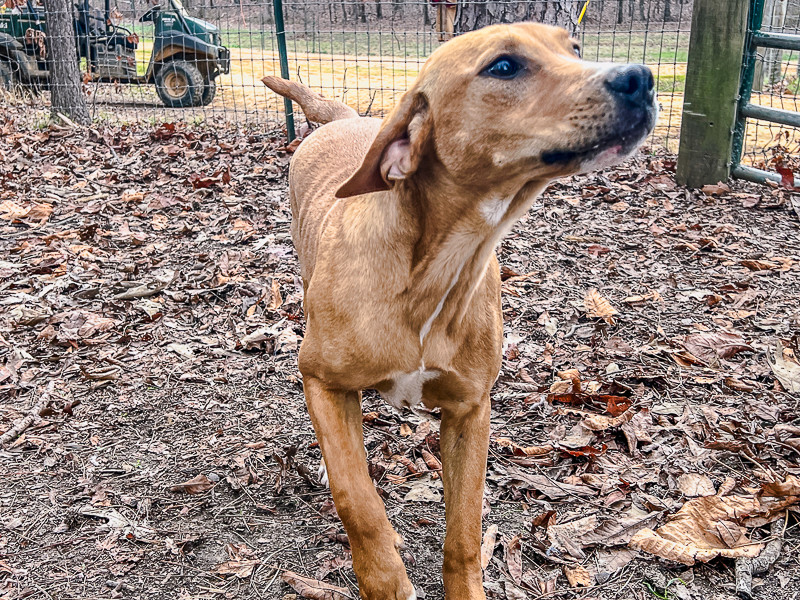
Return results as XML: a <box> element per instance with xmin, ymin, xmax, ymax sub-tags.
<box><xmin>317</xmin><ymin>457</ymin><xmax>329</xmax><ymax>487</ymax></box>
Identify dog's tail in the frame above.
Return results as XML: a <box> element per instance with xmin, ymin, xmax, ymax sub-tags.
<box><xmin>262</xmin><ymin>76</ymin><xmax>358</xmax><ymax>124</ymax></box>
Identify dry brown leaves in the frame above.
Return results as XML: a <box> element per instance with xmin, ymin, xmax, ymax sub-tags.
<box><xmin>761</xmin><ymin>475</ymin><xmax>800</xmax><ymax>498</ymax></box>
<box><xmin>495</xmin><ymin>437</ymin><xmax>553</xmax><ymax>456</ymax></box>
<box><xmin>677</xmin><ymin>473</ymin><xmax>716</xmax><ymax>497</ymax></box>
<box><xmin>564</xmin><ymin>565</ymin><xmax>591</xmax><ymax>587</ymax></box>
<box><xmin>167</xmin><ymin>474</ymin><xmax>215</xmax><ymax>494</ymax></box>
<box><xmin>481</xmin><ymin>524</ymin><xmax>499</xmax><ymax>570</ymax></box>
<box><xmin>767</xmin><ymin>341</ymin><xmax>800</xmax><ymax>393</ymax></box>
<box><xmin>583</xmin><ymin>288</ymin><xmax>618</xmax><ymax>325</ymax></box>
<box><xmin>214</xmin><ymin>543</ymin><xmax>261</xmax><ymax>579</ymax></box>
<box><xmin>503</xmin><ymin>534</ymin><xmax>523</xmax><ymax>585</ymax></box>
<box><xmin>630</xmin><ymin>479</ymin><xmax>799</xmax><ymax>565</ymax></box>
<box><xmin>680</xmin><ymin>331</ymin><xmax>752</xmax><ymax>367</ymax></box>
<box><xmin>282</xmin><ymin>570</ymin><xmax>352</xmax><ymax>599</ymax></box>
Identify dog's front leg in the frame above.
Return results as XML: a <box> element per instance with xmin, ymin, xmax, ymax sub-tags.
<box><xmin>440</xmin><ymin>395</ymin><xmax>491</xmax><ymax>600</ymax></box>
<box><xmin>303</xmin><ymin>377</ymin><xmax>417</xmax><ymax>600</ymax></box>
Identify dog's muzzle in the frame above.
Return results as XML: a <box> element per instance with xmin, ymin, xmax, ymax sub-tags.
<box><xmin>604</xmin><ymin>64</ymin><xmax>657</xmax><ymax>150</ymax></box>
<box><xmin>542</xmin><ymin>63</ymin><xmax>657</xmax><ymax>168</ymax></box>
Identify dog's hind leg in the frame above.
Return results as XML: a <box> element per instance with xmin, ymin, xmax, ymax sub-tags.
<box><xmin>303</xmin><ymin>377</ymin><xmax>417</xmax><ymax>600</ymax></box>
<box><xmin>439</xmin><ymin>396</ymin><xmax>491</xmax><ymax>600</ymax></box>
<box><xmin>262</xmin><ymin>76</ymin><xmax>359</xmax><ymax>124</ymax></box>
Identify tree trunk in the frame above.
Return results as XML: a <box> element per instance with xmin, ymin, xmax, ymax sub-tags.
<box><xmin>617</xmin><ymin>0</ymin><xmax>624</xmax><ymax>24</ymax></box>
<box><xmin>358</xmin><ymin>0</ymin><xmax>366</xmax><ymax>23</ymax></box>
<box><xmin>456</xmin><ymin>0</ymin><xmax>579</xmax><ymax>35</ymax></box>
<box><xmin>764</xmin><ymin>0</ymin><xmax>788</xmax><ymax>85</ymax></box>
<box><xmin>663</xmin><ymin>0</ymin><xmax>671</xmax><ymax>21</ymax></box>
<box><xmin>44</xmin><ymin>0</ymin><xmax>90</xmax><ymax>124</ymax></box>
<box><xmin>754</xmin><ymin>0</ymin><xmax>788</xmax><ymax>89</ymax></box>
<box><xmin>376</xmin><ymin>0</ymin><xmax>382</xmax><ymax>19</ymax></box>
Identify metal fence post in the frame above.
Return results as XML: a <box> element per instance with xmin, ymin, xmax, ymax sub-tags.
<box><xmin>675</xmin><ymin>0</ymin><xmax>749</xmax><ymax>188</ymax></box>
<box><xmin>272</xmin><ymin>0</ymin><xmax>296</xmax><ymax>141</ymax></box>
<box><xmin>731</xmin><ymin>0</ymin><xmax>765</xmax><ymax>173</ymax></box>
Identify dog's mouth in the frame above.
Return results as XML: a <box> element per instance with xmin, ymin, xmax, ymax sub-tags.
<box><xmin>541</xmin><ymin>104</ymin><xmax>657</xmax><ymax>170</ymax></box>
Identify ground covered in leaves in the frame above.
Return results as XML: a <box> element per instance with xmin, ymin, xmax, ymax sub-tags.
<box><xmin>1</xmin><ymin>113</ymin><xmax>799</xmax><ymax>600</ymax></box>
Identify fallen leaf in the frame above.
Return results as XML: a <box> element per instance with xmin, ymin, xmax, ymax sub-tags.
<box><xmin>503</xmin><ymin>534</ymin><xmax>522</xmax><ymax>585</ymax></box>
<box><xmin>404</xmin><ymin>478</ymin><xmax>442</xmax><ymax>503</ymax></box>
<box><xmin>681</xmin><ymin>331</ymin><xmax>751</xmax><ymax>366</ymax></box>
<box><xmin>215</xmin><ymin>558</ymin><xmax>261</xmax><ymax>578</ymax></box>
<box><xmin>282</xmin><ymin>570</ymin><xmax>351</xmax><ymax>599</ymax></box>
<box><xmin>761</xmin><ymin>475</ymin><xmax>800</xmax><ymax>498</ymax></box>
<box><xmin>548</xmin><ymin>511</ymin><xmax>661</xmax><ymax>554</ymax></box>
<box><xmin>629</xmin><ymin>495</ymin><xmax>775</xmax><ymax>565</ymax></box>
<box><xmin>677</xmin><ymin>473</ymin><xmax>716</xmax><ymax>497</ymax></box>
<box><xmin>740</xmin><ymin>259</ymin><xmax>779</xmax><ymax>271</ymax></box>
<box><xmin>589</xmin><ymin>549</ymin><xmax>638</xmax><ymax>583</ymax></box>
<box><xmin>496</xmin><ymin>437</ymin><xmax>553</xmax><ymax>456</ymax></box>
<box><xmin>502</xmin><ymin>469</ymin><xmax>595</xmax><ymax>500</ymax></box>
<box><xmin>624</xmin><ymin>291</ymin><xmax>663</xmax><ymax>304</ymax></box>
<box><xmin>481</xmin><ymin>524</ymin><xmax>498</xmax><ymax>570</ymax></box>
<box><xmin>775</xmin><ymin>164</ymin><xmax>795</xmax><ymax>190</ymax></box>
<box><xmin>267</xmin><ymin>277</ymin><xmax>283</xmax><ymax>310</ymax></box>
<box><xmin>564</xmin><ymin>565</ymin><xmax>591</xmax><ymax>587</ymax></box>
<box><xmin>767</xmin><ymin>342</ymin><xmax>800</xmax><ymax>393</ymax></box>
<box><xmin>580</xmin><ymin>408</ymin><xmax>635</xmax><ymax>431</ymax></box>
<box><xmin>701</xmin><ymin>182</ymin><xmax>730</xmax><ymax>196</ymax></box>
<box><xmin>168</xmin><ymin>474</ymin><xmax>215</xmax><ymax>494</ymax></box>
<box><xmin>584</xmin><ymin>288</ymin><xmax>618</xmax><ymax>325</ymax></box>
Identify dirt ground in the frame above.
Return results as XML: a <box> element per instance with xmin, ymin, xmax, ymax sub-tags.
<box><xmin>1</xmin><ymin>112</ymin><xmax>799</xmax><ymax>600</ymax></box>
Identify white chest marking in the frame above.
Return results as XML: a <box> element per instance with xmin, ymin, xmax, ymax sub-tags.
<box><xmin>381</xmin><ymin>367</ymin><xmax>439</xmax><ymax>410</ymax></box>
<box><xmin>479</xmin><ymin>196</ymin><xmax>513</xmax><ymax>227</ymax></box>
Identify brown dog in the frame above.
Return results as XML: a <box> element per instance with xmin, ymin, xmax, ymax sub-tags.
<box><xmin>263</xmin><ymin>22</ymin><xmax>655</xmax><ymax>600</ymax></box>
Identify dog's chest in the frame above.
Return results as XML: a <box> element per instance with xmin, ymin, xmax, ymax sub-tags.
<box><xmin>379</xmin><ymin>368</ymin><xmax>439</xmax><ymax>411</ymax></box>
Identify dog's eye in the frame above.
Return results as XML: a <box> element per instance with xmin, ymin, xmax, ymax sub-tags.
<box><xmin>483</xmin><ymin>56</ymin><xmax>523</xmax><ymax>80</ymax></box>
<box><xmin>573</xmin><ymin>44</ymin><xmax>582</xmax><ymax>58</ymax></box>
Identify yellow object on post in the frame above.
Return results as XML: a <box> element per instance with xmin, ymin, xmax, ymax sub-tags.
<box><xmin>578</xmin><ymin>0</ymin><xmax>591</xmax><ymax>24</ymax></box>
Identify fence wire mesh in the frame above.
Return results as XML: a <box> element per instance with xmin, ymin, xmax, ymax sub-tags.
<box><xmin>740</xmin><ymin>0</ymin><xmax>800</xmax><ymax>170</ymax></box>
<box><xmin>1</xmin><ymin>0</ymin><xmax>694</xmax><ymax>151</ymax></box>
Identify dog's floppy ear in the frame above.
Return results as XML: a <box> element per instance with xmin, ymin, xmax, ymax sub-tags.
<box><xmin>336</xmin><ymin>91</ymin><xmax>431</xmax><ymax>199</ymax></box>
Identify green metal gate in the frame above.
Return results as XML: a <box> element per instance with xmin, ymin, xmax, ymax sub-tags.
<box><xmin>731</xmin><ymin>0</ymin><xmax>800</xmax><ymax>187</ymax></box>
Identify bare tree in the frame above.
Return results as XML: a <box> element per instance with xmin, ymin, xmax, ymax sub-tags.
<box><xmin>456</xmin><ymin>0</ymin><xmax>580</xmax><ymax>35</ymax></box>
<box><xmin>43</xmin><ymin>0</ymin><xmax>90</xmax><ymax>124</ymax></box>
<box><xmin>754</xmin><ymin>0</ymin><xmax>788</xmax><ymax>89</ymax></box>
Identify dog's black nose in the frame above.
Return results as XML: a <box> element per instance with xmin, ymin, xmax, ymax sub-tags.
<box><xmin>605</xmin><ymin>65</ymin><xmax>654</xmax><ymax>105</ymax></box>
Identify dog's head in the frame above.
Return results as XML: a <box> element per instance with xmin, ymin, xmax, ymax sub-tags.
<box><xmin>337</xmin><ymin>22</ymin><xmax>657</xmax><ymax>199</ymax></box>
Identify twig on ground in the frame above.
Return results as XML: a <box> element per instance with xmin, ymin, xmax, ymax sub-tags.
<box><xmin>735</xmin><ymin>518</ymin><xmax>785</xmax><ymax>599</ymax></box>
<box><xmin>0</xmin><ymin>382</ymin><xmax>56</xmax><ymax>446</ymax></box>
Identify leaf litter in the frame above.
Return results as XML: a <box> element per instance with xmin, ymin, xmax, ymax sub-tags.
<box><xmin>0</xmin><ymin>111</ymin><xmax>799</xmax><ymax>600</ymax></box>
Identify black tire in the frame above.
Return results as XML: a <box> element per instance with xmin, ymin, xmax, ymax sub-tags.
<box><xmin>0</xmin><ymin>61</ymin><xmax>15</xmax><ymax>91</ymax></box>
<box><xmin>155</xmin><ymin>60</ymin><xmax>203</xmax><ymax>108</ymax></box>
<box><xmin>200</xmin><ymin>77</ymin><xmax>216</xmax><ymax>106</ymax></box>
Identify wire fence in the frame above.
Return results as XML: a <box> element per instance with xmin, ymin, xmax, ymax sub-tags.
<box><xmin>1</xmin><ymin>0</ymin><xmax>692</xmax><ymax>148</ymax></box>
<box><xmin>1</xmin><ymin>0</ymin><xmax>798</xmax><ymax>162</ymax></box>
<box><xmin>740</xmin><ymin>0</ymin><xmax>800</xmax><ymax>170</ymax></box>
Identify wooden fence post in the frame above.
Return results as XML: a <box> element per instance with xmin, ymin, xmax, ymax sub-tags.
<box><xmin>676</xmin><ymin>0</ymin><xmax>750</xmax><ymax>188</ymax></box>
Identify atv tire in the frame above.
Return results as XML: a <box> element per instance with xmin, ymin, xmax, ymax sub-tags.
<box><xmin>200</xmin><ymin>78</ymin><xmax>216</xmax><ymax>106</ymax></box>
<box><xmin>0</xmin><ymin>61</ymin><xmax>15</xmax><ymax>91</ymax></box>
<box><xmin>155</xmin><ymin>61</ymin><xmax>203</xmax><ymax>108</ymax></box>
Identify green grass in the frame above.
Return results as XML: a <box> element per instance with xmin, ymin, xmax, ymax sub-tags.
<box><xmin>221</xmin><ymin>28</ymin><xmax>441</xmax><ymax>59</ymax></box>
<box><xmin>656</xmin><ymin>73</ymin><xmax>685</xmax><ymax>94</ymax></box>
